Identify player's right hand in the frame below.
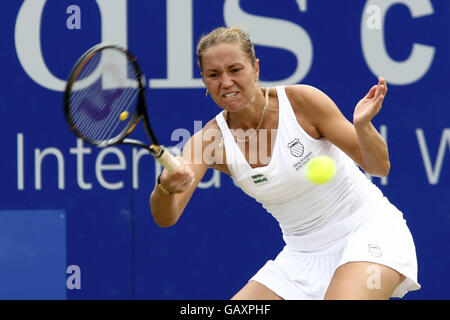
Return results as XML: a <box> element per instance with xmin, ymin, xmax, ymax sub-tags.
<box><xmin>158</xmin><ymin>157</ymin><xmax>195</xmax><ymax>194</ymax></box>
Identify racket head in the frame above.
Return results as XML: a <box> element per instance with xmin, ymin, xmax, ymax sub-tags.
<box><xmin>63</xmin><ymin>43</ymin><xmax>147</xmax><ymax>147</ymax></box>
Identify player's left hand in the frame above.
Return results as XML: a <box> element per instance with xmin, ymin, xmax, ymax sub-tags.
<box><xmin>353</xmin><ymin>76</ymin><xmax>388</xmax><ymax>126</ymax></box>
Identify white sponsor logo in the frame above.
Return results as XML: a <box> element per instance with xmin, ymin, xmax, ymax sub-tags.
<box><xmin>14</xmin><ymin>0</ymin><xmax>435</xmax><ymax>91</ymax></box>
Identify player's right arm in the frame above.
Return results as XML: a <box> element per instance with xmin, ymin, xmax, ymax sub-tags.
<box><xmin>149</xmin><ymin>122</ymin><xmax>218</xmax><ymax>227</ymax></box>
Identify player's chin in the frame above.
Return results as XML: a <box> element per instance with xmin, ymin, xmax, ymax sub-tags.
<box><xmin>221</xmin><ymin>98</ymin><xmax>244</xmax><ymax>112</ymax></box>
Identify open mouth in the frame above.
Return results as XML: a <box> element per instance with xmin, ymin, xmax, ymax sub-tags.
<box><xmin>223</xmin><ymin>91</ymin><xmax>239</xmax><ymax>98</ymax></box>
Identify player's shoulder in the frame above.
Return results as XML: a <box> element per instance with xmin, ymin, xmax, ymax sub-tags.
<box><xmin>182</xmin><ymin>114</ymin><xmax>226</xmax><ymax>169</ymax></box>
<box><xmin>285</xmin><ymin>84</ymin><xmax>335</xmax><ymax>114</ymax></box>
<box><xmin>199</xmin><ymin>116</ymin><xmax>222</xmax><ymax>138</ymax></box>
<box><xmin>285</xmin><ymin>84</ymin><xmax>327</xmax><ymax>104</ymax></box>
<box><xmin>188</xmin><ymin>114</ymin><xmax>220</xmax><ymax>134</ymax></box>
<box><xmin>203</xmin><ymin>116</ymin><xmax>221</xmax><ymax>130</ymax></box>
<box><xmin>187</xmin><ymin>115</ymin><xmax>222</xmax><ymax>147</ymax></box>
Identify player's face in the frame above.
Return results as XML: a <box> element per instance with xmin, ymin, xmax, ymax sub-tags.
<box><xmin>201</xmin><ymin>42</ymin><xmax>260</xmax><ymax>112</ymax></box>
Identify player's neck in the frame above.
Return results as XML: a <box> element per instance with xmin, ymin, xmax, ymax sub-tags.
<box><xmin>227</xmin><ymin>88</ymin><xmax>268</xmax><ymax>130</ymax></box>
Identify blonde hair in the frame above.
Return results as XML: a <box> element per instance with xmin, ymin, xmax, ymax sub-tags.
<box><xmin>196</xmin><ymin>26</ymin><xmax>257</xmax><ymax>71</ymax></box>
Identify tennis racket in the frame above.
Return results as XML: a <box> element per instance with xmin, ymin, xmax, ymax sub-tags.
<box><xmin>63</xmin><ymin>43</ymin><xmax>180</xmax><ymax>172</ymax></box>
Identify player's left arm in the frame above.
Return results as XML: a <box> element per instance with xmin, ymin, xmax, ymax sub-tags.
<box><xmin>289</xmin><ymin>78</ymin><xmax>390</xmax><ymax>177</ymax></box>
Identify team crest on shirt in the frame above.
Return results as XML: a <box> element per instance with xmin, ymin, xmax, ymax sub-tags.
<box><xmin>287</xmin><ymin>138</ymin><xmax>313</xmax><ymax>172</ymax></box>
<box><xmin>287</xmin><ymin>138</ymin><xmax>304</xmax><ymax>157</ymax></box>
<box><xmin>368</xmin><ymin>244</ymin><xmax>382</xmax><ymax>257</ymax></box>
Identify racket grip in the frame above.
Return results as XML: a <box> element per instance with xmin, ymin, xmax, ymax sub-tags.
<box><xmin>153</xmin><ymin>146</ymin><xmax>180</xmax><ymax>172</ymax></box>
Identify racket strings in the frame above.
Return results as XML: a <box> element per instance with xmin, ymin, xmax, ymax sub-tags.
<box><xmin>70</xmin><ymin>53</ymin><xmax>105</xmax><ymax>114</ymax></box>
<box><xmin>95</xmin><ymin>63</ymin><xmax>139</xmax><ymax>142</ymax></box>
<box><xmin>75</xmin><ymin>86</ymin><xmax>138</xmax><ymax>143</ymax></box>
<box><xmin>68</xmin><ymin>49</ymin><xmax>140</xmax><ymax>144</ymax></box>
<box><xmin>69</xmin><ymin>54</ymin><xmax>103</xmax><ymax>121</ymax></box>
<box><xmin>98</xmin><ymin>87</ymin><xmax>138</xmax><ymax>141</ymax></box>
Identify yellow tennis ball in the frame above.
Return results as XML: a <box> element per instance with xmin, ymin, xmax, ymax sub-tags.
<box><xmin>305</xmin><ymin>156</ymin><xmax>337</xmax><ymax>184</ymax></box>
<box><xmin>119</xmin><ymin>111</ymin><xmax>129</xmax><ymax>121</ymax></box>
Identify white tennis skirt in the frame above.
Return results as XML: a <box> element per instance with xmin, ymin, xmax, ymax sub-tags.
<box><xmin>250</xmin><ymin>196</ymin><xmax>421</xmax><ymax>300</ymax></box>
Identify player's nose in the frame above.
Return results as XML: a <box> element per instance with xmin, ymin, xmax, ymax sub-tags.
<box><xmin>220</xmin><ymin>73</ymin><xmax>234</xmax><ymax>88</ymax></box>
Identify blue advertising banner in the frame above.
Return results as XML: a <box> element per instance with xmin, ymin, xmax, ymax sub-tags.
<box><xmin>0</xmin><ymin>0</ymin><xmax>449</xmax><ymax>299</ymax></box>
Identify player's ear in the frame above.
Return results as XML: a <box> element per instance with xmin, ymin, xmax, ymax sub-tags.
<box><xmin>201</xmin><ymin>74</ymin><xmax>207</xmax><ymax>87</ymax></box>
<box><xmin>201</xmin><ymin>71</ymin><xmax>207</xmax><ymax>83</ymax></box>
<box><xmin>200</xmin><ymin>74</ymin><xmax>209</xmax><ymax>97</ymax></box>
<box><xmin>254</xmin><ymin>58</ymin><xmax>260</xmax><ymax>82</ymax></box>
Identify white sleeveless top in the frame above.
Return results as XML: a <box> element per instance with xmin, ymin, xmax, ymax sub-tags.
<box><xmin>215</xmin><ymin>86</ymin><xmax>384</xmax><ymax>251</ymax></box>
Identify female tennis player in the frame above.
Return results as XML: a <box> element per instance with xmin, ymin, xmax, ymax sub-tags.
<box><xmin>149</xmin><ymin>27</ymin><xmax>420</xmax><ymax>300</ymax></box>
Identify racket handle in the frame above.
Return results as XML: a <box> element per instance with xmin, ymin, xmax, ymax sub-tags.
<box><xmin>151</xmin><ymin>146</ymin><xmax>180</xmax><ymax>172</ymax></box>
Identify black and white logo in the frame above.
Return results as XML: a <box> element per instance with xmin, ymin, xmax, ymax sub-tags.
<box><xmin>368</xmin><ymin>244</ymin><xmax>382</xmax><ymax>257</ymax></box>
<box><xmin>287</xmin><ymin>138</ymin><xmax>304</xmax><ymax>157</ymax></box>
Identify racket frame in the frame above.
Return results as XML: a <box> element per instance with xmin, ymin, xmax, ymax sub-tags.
<box><xmin>63</xmin><ymin>43</ymin><xmax>163</xmax><ymax>158</ymax></box>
